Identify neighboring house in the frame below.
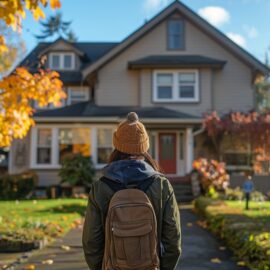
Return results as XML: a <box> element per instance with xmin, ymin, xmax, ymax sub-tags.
<box><xmin>9</xmin><ymin>1</ymin><xmax>268</xmax><ymax>188</ymax></box>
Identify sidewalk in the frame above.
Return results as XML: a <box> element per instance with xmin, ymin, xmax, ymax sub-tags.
<box><xmin>16</xmin><ymin>205</ymin><xmax>249</xmax><ymax>270</ymax></box>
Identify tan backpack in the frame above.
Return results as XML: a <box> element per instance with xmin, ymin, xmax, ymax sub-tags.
<box><xmin>102</xmin><ymin>186</ymin><xmax>159</xmax><ymax>270</ymax></box>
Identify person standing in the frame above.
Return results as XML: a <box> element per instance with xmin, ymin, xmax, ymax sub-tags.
<box><xmin>82</xmin><ymin>112</ymin><xmax>181</xmax><ymax>270</ymax></box>
<box><xmin>243</xmin><ymin>173</ymin><xmax>254</xmax><ymax>210</ymax></box>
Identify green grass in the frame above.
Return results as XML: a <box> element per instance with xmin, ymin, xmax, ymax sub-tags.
<box><xmin>194</xmin><ymin>197</ymin><xmax>270</xmax><ymax>270</ymax></box>
<box><xmin>0</xmin><ymin>199</ymin><xmax>88</xmax><ymax>242</ymax></box>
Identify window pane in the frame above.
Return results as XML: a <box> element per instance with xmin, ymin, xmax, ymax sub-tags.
<box><xmin>158</xmin><ymin>86</ymin><xmax>173</xmax><ymax>99</ymax></box>
<box><xmin>97</xmin><ymin>129</ymin><xmax>113</xmax><ymax>164</ymax></box>
<box><xmin>59</xmin><ymin>128</ymin><xmax>91</xmax><ymax>162</ymax></box>
<box><xmin>169</xmin><ymin>20</ymin><xmax>182</xmax><ymax>35</ymax></box>
<box><xmin>64</xmin><ymin>54</ymin><xmax>72</xmax><ymax>68</ymax></box>
<box><xmin>179</xmin><ymin>73</ymin><xmax>195</xmax><ymax>83</ymax></box>
<box><xmin>169</xmin><ymin>36</ymin><xmax>181</xmax><ymax>50</ymax></box>
<box><xmin>38</xmin><ymin>129</ymin><xmax>51</xmax><ymax>146</ymax></box>
<box><xmin>51</xmin><ymin>55</ymin><xmax>60</xmax><ymax>68</ymax></box>
<box><xmin>179</xmin><ymin>85</ymin><xmax>195</xmax><ymax>98</ymax></box>
<box><xmin>37</xmin><ymin>148</ymin><xmax>51</xmax><ymax>164</ymax></box>
<box><xmin>168</xmin><ymin>20</ymin><xmax>184</xmax><ymax>49</ymax></box>
<box><xmin>98</xmin><ymin>129</ymin><xmax>112</xmax><ymax>146</ymax></box>
<box><xmin>69</xmin><ymin>88</ymin><xmax>88</xmax><ymax>104</ymax></box>
<box><xmin>157</xmin><ymin>74</ymin><xmax>173</xmax><ymax>85</ymax></box>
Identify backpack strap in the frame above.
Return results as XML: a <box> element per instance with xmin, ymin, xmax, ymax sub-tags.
<box><xmin>100</xmin><ymin>176</ymin><xmax>155</xmax><ymax>193</ymax></box>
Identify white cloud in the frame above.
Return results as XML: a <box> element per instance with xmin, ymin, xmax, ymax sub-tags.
<box><xmin>243</xmin><ymin>25</ymin><xmax>258</xmax><ymax>39</ymax></box>
<box><xmin>227</xmin><ymin>32</ymin><xmax>247</xmax><ymax>47</ymax></box>
<box><xmin>198</xmin><ymin>6</ymin><xmax>230</xmax><ymax>27</ymax></box>
<box><xmin>143</xmin><ymin>0</ymin><xmax>171</xmax><ymax>15</ymax></box>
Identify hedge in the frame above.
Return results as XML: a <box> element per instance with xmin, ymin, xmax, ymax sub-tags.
<box><xmin>0</xmin><ymin>171</ymin><xmax>38</xmax><ymax>199</ymax></box>
<box><xmin>194</xmin><ymin>197</ymin><xmax>270</xmax><ymax>270</ymax></box>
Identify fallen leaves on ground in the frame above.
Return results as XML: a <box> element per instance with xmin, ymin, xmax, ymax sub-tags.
<box><xmin>237</xmin><ymin>261</ymin><xmax>246</xmax><ymax>266</ymax></box>
<box><xmin>219</xmin><ymin>246</ymin><xmax>226</xmax><ymax>250</ymax></box>
<box><xmin>211</xmin><ymin>258</ymin><xmax>222</xmax><ymax>264</ymax></box>
<box><xmin>186</xmin><ymin>222</ymin><xmax>193</xmax><ymax>227</ymax></box>
<box><xmin>61</xmin><ymin>245</ymin><xmax>71</xmax><ymax>251</ymax></box>
<box><xmin>196</xmin><ymin>220</ymin><xmax>207</xmax><ymax>229</ymax></box>
<box><xmin>25</xmin><ymin>265</ymin><xmax>35</xmax><ymax>270</ymax></box>
<box><xmin>42</xmin><ymin>259</ymin><xmax>54</xmax><ymax>265</ymax></box>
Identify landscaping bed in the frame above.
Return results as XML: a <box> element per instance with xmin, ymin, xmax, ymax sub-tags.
<box><xmin>0</xmin><ymin>199</ymin><xmax>87</xmax><ymax>252</ymax></box>
<box><xmin>194</xmin><ymin>197</ymin><xmax>270</xmax><ymax>270</ymax></box>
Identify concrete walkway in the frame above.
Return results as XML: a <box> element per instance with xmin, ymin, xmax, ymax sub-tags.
<box><xmin>16</xmin><ymin>206</ymin><xmax>248</xmax><ymax>270</ymax></box>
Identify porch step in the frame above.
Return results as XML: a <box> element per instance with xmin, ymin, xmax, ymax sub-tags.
<box><xmin>170</xmin><ymin>179</ymin><xmax>194</xmax><ymax>203</ymax></box>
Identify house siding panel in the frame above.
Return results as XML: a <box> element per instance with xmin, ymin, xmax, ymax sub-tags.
<box><xmin>96</xmin><ymin>15</ymin><xmax>254</xmax><ymax>114</ymax></box>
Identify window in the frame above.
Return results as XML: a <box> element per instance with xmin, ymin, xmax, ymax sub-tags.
<box><xmin>97</xmin><ymin>129</ymin><xmax>113</xmax><ymax>164</ymax></box>
<box><xmin>221</xmin><ymin>134</ymin><xmax>253</xmax><ymax>168</ymax></box>
<box><xmin>58</xmin><ymin>128</ymin><xmax>91</xmax><ymax>163</ymax></box>
<box><xmin>156</xmin><ymin>74</ymin><xmax>173</xmax><ymax>99</ymax></box>
<box><xmin>49</xmin><ymin>53</ymin><xmax>75</xmax><ymax>70</ymax></box>
<box><xmin>153</xmin><ymin>70</ymin><xmax>199</xmax><ymax>102</ymax></box>
<box><xmin>37</xmin><ymin>129</ymin><xmax>52</xmax><ymax>164</ymax></box>
<box><xmin>168</xmin><ymin>19</ymin><xmax>184</xmax><ymax>50</ymax></box>
<box><xmin>68</xmin><ymin>87</ymin><xmax>89</xmax><ymax>105</ymax></box>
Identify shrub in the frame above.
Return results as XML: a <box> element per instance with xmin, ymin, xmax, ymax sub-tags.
<box><xmin>59</xmin><ymin>154</ymin><xmax>95</xmax><ymax>187</ymax></box>
<box><xmin>193</xmin><ymin>158</ymin><xmax>230</xmax><ymax>193</ymax></box>
<box><xmin>220</xmin><ymin>187</ymin><xmax>265</xmax><ymax>202</ymax></box>
<box><xmin>194</xmin><ymin>197</ymin><xmax>270</xmax><ymax>270</ymax></box>
<box><xmin>0</xmin><ymin>171</ymin><xmax>38</xmax><ymax>199</ymax></box>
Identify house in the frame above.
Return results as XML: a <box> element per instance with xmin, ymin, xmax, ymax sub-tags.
<box><xmin>9</xmin><ymin>1</ymin><xmax>268</xmax><ymax>189</ymax></box>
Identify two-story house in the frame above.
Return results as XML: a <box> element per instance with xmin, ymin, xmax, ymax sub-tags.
<box><xmin>9</xmin><ymin>1</ymin><xmax>268</xmax><ymax>188</ymax></box>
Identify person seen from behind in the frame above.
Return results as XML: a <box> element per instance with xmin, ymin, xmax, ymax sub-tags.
<box><xmin>82</xmin><ymin>112</ymin><xmax>181</xmax><ymax>270</ymax></box>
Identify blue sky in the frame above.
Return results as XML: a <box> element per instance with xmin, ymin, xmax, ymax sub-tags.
<box><xmin>21</xmin><ymin>0</ymin><xmax>270</xmax><ymax>62</ymax></box>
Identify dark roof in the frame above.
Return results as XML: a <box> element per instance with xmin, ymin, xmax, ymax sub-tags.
<box><xmin>34</xmin><ymin>102</ymin><xmax>199</xmax><ymax>120</ymax></box>
<box><xmin>20</xmin><ymin>40</ymin><xmax>118</xmax><ymax>82</ymax></box>
<box><xmin>128</xmin><ymin>55</ymin><xmax>227</xmax><ymax>69</ymax></box>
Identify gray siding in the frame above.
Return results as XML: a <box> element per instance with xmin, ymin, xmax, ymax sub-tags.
<box><xmin>96</xmin><ymin>14</ymin><xmax>254</xmax><ymax>115</ymax></box>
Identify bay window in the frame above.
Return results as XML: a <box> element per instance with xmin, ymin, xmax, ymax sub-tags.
<box><xmin>37</xmin><ymin>129</ymin><xmax>52</xmax><ymax>164</ymax></box>
<box><xmin>58</xmin><ymin>128</ymin><xmax>91</xmax><ymax>163</ymax></box>
<box><xmin>31</xmin><ymin>126</ymin><xmax>113</xmax><ymax>168</ymax></box>
<box><xmin>97</xmin><ymin>129</ymin><xmax>113</xmax><ymax>164</ymax></box>
<box><xmin>153</xmin><ymin>70</ymin><xmax>199</xmax><ymax>102</ymax></box>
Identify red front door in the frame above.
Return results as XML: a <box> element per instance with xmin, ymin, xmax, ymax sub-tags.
<box><xmin>158</xmin><ymin>133</ymin><xmax>177</xmax><ymax>174</ymax></box>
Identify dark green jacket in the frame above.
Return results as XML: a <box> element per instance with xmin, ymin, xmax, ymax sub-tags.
<box><xmin>82</xmin><ymin>175</ymin><xmax>181</xmax><ymax>270</ymax></box>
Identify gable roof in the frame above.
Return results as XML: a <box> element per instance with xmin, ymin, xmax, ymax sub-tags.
<box><xmin>82</xmin><ymin>1</ymin><xmax>268</xmax><ymax>78</ymax></box>
<box><xmin>20</xmin><ymin>40</ymin><xmax>118</xmax><ymax>72</ymax></box>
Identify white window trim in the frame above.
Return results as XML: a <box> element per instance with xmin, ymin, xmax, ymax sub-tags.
<box><xmin>153</xmin><ymin>69</ymin><xmax>199</xmax><ymax>103</ymax></box>
<box><xmin>30</xmin><ymin>125</ymin><xmax>115</xmax><ymax>169</ymax></box>
<box><xmin>67</xmin><ymin>86</ymin><xmax>90</xmax><ymax>105</ymax></box>
<box><xmin>49</xmin><ymin>52</ymin><xmax>75</xmax><ymax>70</ymax></box>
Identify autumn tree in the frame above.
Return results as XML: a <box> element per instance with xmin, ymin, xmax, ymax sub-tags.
<box><xmin>0</xmin><ymin>0</ymin><xmax>66</xmax><ymax>147</ymax></box>
<box><xmin>203</xmin><ymin>111</ymin><xmax>270</xmax><ymax>174</ymax></box>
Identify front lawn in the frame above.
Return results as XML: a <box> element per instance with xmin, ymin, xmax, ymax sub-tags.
<box><xmin>194</xmin><ymin>197</ymin><xmax>270</xmax><ymax>270</ymax></box>
<box><xmin>0</xmin><ymin>199</ymin><xmax>87</xmax><ymax>252</ymax></box>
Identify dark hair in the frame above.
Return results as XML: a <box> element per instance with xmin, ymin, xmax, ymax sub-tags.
<box><xmin>108</xmin><ymin>149</ymin><xmax>160</xmax><ymax>172</ymax></box>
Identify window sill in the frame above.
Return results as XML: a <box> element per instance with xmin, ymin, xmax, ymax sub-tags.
<box><xmin>152</xmin><ymin>99</ymin><xmax>200</xmax><ymax>103</ymax></box>
<box><xmin>30</xmin><ymin>164</ymin><xmax>61</xmax><ymax>170</ymax></box>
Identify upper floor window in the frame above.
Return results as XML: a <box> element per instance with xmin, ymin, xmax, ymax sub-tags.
<box><xmin>168</xmin><ymin>19</ymin><xmax>184</xmax><ymax>50</ymax></box>
<box><xmin>67</xmin><ymin>87</ymin><xmax>89</xmax><ymax>105</ymax></box>
<box><xmin>153</xmin><ymin>70</ymin><xmax>199</xmax><ymax>102</ymax></box>
<box><xmin>49</xmin><ymin>52</ymin><xmax>75</xmax><ymax>70</ymax></box>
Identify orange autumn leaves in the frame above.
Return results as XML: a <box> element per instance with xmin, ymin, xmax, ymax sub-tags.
<box><xmin>0</xmin><ymin>68</ymin><xmax>66</xmax><ymax>147</ymax></box>
<box><xmin>0</xmin><ymin>0</ymin><xmax>64</xmax><ymax>146</ymax></box>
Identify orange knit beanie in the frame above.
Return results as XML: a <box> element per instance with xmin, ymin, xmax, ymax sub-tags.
<box><xmin>113</xmin><ymin>112</ymin><xmax>149</xmax><ymax>154</ymax></box>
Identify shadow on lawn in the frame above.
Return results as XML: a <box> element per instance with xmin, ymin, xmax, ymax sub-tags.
<box><xmin>37</xmin><ymin>204</ymin><xmax>86</xmax><ymax>216</ymax></box>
